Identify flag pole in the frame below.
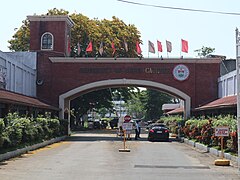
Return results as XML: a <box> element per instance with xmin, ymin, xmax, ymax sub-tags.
<box><xmin>148</xmin><ymin>41</ymin><xmax>149</xmax><ymax>58</ymax></box>
<box><xmin>180</xmin><ymin>39</ymin><xmax>182</xmax><ymax>58</ymax></box>
<box><xmin>181</xmin><ymin>39</ymin><xmax>184</xmax><ymax>58</ymax></box>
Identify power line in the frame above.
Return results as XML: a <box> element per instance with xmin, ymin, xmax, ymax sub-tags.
<box><xmin>117</xmin><ymin>0</ymin><xmax>240</xmax><ymax>16</ymax></box>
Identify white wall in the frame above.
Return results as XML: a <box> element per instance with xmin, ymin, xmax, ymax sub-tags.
<box><xmin>218</xmin><ymin>70</ymin><xmax>236</xmax><ymax>98</ymax></box>
<box><xmin>0</xmin><ymin>51</ymin><xmax>36</xmax><ymax>97</ymax></box>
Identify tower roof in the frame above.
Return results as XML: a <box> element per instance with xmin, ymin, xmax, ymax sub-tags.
<box><xmin>27</xmin><ymin>15</ymin><xmax>74</xmax><ymax>28</ymax></box>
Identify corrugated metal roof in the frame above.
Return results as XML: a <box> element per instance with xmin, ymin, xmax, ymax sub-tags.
<box><xmin>0</xmin><ymin>89</ymin><xmax>59</xmax><ymax>110</ymax></box>
<box><xmin>166</xmin><ymin>95</ymin><xmax>236</xmax><ymax>114</ymax></box>
<box><xmin>166</xmin><ymin>107</ymin><xmax>184</xmax><ymax>115</ymax></box>
<box><xmin>195</xmin><ymin>95</ymin><xmax>236</xmax><ymax>110</ymax></box>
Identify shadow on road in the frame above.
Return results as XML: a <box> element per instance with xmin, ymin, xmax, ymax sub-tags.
<box><xmin>65</xmin><ymin>135</ymin><xmax>123</xmax><ymax>142</ymax></box>
<box><xmin>64</xmin><ymin>129</ymin><xmax>180</xmax><ymax>142</ymax></box>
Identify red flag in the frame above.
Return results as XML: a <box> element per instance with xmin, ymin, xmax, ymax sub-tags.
<box><xmin>136</xmin><ymin>41</ymin><xmax>142</xmax><ymax>55</ymax></box>
<box><xmin>148</xmin><ymin>40</ymin><xmax>155</xmax><ymax>53</ymax></box>
<box><xmin>86</xmin><ymin>41</ymin><xmax>92</xmax><ymax>52</ymax></box>
<box><xmin>111</xmin><ymin>42</ymin><xmax>116</xmax><ymax>56</ymax></box>
<box><xmin>166</xmin><ymin>40</ymin><xmax>172</xmax><ymax>53</ymax></box>
<box><xmin>181</xmin><ymin>39</ymin><xmax>188</xmax><ymax>53</ymax></box>
<box><xmin>157</xmin><ymin>40</ymin><xmax>163</xmax><ymax>52</ymax></box>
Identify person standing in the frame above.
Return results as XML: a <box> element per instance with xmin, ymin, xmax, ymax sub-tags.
<box><xmin>135</xmin><ymin>120</ymin><xmax>140</xmax><ymax>140</ymax></box>
<box><xmin>137</xmin><ymin>120</ymin><xmax>141</xmax><ymax>138</ymax></box>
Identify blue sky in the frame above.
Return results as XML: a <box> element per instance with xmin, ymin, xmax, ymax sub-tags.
<box><xmin>1</xmin><ymin>0</ymin><xmax>240</xmax><ymax>59</ymax></box>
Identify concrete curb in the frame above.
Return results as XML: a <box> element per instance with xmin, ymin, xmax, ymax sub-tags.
<box><xmin>195</xmin><ymin>142</ymin><xmax>209</xmax><ymax>152</ymax></box>
<box><xmin>0</xmin><ymin>136</ymin><xmax>67</xmax><ymax>162</ymax></box>
<box><xmin>183</xmin><ymin>138</ymin><xmax>238</xmax><ymax>162</ymax></box>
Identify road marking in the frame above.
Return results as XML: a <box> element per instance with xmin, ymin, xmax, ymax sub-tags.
<box><xmin>134</xmin><ymin>165</ymin><xmax>210</xmax><ymax>169</ymax></box>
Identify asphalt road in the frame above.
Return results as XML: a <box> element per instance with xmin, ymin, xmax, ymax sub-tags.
<box><xmin>0</xmin><ymin>130</ymin><xmax>239</xmax><ymax>180</ymax></box>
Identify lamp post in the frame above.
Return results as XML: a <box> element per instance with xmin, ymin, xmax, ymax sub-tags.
<box><xmin>236</xmin><ymin>28</ymin><xmax>240</xmax><ymax>174</ymax></box>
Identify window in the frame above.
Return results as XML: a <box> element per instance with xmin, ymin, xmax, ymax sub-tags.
<box><xmin>41</xmin><ymin>32</ymin><xmax>53</xmax><ymax>50</ymax></box>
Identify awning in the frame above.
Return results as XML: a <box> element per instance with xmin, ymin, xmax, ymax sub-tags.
<box><xmin>165</xmin><ymin>95</ymin><xmax>236</xmax><ymax>115</ymax></box>
<box><xmin>0</xmin><ymin>89</ymin><xmax>59</xmax><ymax>111</ymax></box>
<box><xmin>166</xmin><ymin>107</ymin><xmax>184</xmax><ymax>115</ymax></box>
<box><xmin>195</xmin><ymin>95</ymin><xmax>236</xmax><ymax>111</ymax></box>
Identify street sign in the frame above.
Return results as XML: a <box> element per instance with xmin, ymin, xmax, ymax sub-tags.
<box><xmin>124</xmin><ymin>115</ymin><xmax>131</xmax><ymax>122</ymax></box>
<box><xmin>215</xmin><ymin>127</ymin><xmax>229</xmax><ymax>137</ymax></box>
<box><xmin>122</xmin><ymin>122</ymin><xmax>133</xmax><ymax>131</ymax></box>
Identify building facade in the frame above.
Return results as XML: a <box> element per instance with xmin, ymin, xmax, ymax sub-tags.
<box><xmin>0</xmin><ymin>51</ymin><xmax>58</xmax><ymax>118</ymax></box>
<box><xmin>218</xmin><ymin>70</ymin><xmax>236</xmax><ymax>98</ymax></box>
<box><xmin>0</xmin><ymin>51</ymin><xmax>37</xmax><ymax>97</ymax></box>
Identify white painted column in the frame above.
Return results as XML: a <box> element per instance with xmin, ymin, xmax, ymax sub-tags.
<box><xmin>59</xmin><ymin>97</ymin><xmax>71</xmax><ymax>135</ymax></box>
<box><xmin>184</xmin><ymin>99</ymin><xmax>191</xmax><ymax>119</ymax></box>
<box><xmin>66</xmin><ymin>99</ymin><xmax>71</xmax><ymax>135</ymax></box>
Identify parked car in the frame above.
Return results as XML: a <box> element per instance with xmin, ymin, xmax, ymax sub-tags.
<box><xmin>148</xmin><ymin>123</ymin><xmax>169</xmax><ymax>142</ymax></box>
<box><xmin>109</xmin><ymin>117</ymin><xmax>119</xmax><ymax>129</ymax></box>
<box><xmin>93</xmin><ymin>119</ymin><xmax>101</xmax><ymax>129</ymax></box>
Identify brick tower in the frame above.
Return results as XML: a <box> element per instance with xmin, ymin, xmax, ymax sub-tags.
<box><xmin>28</xmin><ymin>15</ymin><xmax>74</xmax><ymax>56</ymax></box>
<box><xmin>27</xmin><ymin>15</ymin><xmax>74</xmax><ymax>104</ymax></box>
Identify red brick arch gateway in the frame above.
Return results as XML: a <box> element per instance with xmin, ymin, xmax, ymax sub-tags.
<box><xmin>27</xmin><ymin>15</ymin><xmax>221</xmax><ymax>127</ymax></box>
<box><xmin>35</xmin><ymin>57</ymin><xmax>221</xmax><ymax>123</ymax></box>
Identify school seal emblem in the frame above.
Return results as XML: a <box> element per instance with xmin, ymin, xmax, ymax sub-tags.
<box><xmin>173</xmin><ymin>64</ymin><xmax>190</xmax><ymax>81</ymax></box>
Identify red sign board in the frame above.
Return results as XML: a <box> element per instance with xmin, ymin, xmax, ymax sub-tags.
<box><xmin>124</xmin><ymin>115</ymin><xmax>131</xmax><ymax>122</ymax></box>
<box><xmin>215</xmin><ymin>127</ymin><xmax>229</xmax><ymax>137</ymax></box>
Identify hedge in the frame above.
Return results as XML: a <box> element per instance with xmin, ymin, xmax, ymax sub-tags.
<box><xmin>0</xmin><ymin>113</ymin><xmax>68</xmax><ymax>151</ymax></box>
<box><xmin>182</xmin><ymin>115</ymin><xmax>238</xmax><ymax>154</ymax></box>
<box><xmin>157</xmin><ymin>115</ymin><xmax>238</xmax><ymax>154</ymax></box>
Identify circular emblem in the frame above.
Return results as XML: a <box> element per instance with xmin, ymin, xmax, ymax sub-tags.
<box><xmin>173</xmin><ymin>64</ymin><xmax>190</xmax><ymax>81</ymax></box>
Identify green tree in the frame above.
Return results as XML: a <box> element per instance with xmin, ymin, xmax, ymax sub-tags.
<box><xmin>70</xmin><ymin>87</ymin><xmax>139</xmax><ymax>121</ymax></box>
<box><xmin>194</xmin><ymin>46</ymin><xmax>215</xmax><ymax>57</ymax></box>
<box><xmin>125</xmin><ymin>89</ymin><xmax>147</xmax><ymax>119</ymax></box>
<box><xmin>8</xmin><ymin>20</ymin><xmax>30</xmax><ymax>51</ymax></box>
<box><xmin>144</xmin><ymin>89</ymin><xmax>173</xmax><ymax>120</ymax></box>
<box><xmin>8</xmin><ymin>8</ymin><xmax>141</xmax><ymax>58</ymax></box>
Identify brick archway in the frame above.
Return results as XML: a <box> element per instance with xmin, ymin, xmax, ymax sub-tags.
<box><xmin>27</xmin><ymin>15</ymin><xmax>221</xmax><ymax>131</ymax></box>
<box><xmin>59</xmin><ymin>79</ymin><xmax>191</xmax><ymax>130</ymax></box>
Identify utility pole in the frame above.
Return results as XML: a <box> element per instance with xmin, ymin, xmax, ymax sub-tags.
<box><xmin>235</xmin><ymin>28</ymin><xmax>240</xmax><ymax>174</ymax></box>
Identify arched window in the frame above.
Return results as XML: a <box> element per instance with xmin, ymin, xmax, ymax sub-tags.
<box><xmin>41</xmin><ymin>32</ymin><xmax>53</xmax><ymax>50</ymax></box>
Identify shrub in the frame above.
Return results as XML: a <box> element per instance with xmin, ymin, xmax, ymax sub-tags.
<box><xmin>158</xmin><ymin>115</ymin><xmax>184</xmax><ymax>134</ymax></box>
<box><xmin>35</xmin><ymin>117</ymin><xmax>51</xmax><ymax>139</ymax></box>
<box><xmin>19</xmin><ymin>117</ymin><xmax>39</xmax><ymax>143</ymax></box>
<box><xmin>48</xmin><ymin>118</ymin><xmax>60</xmax><ymax>137</ymax></box>
<box><xmin>0</xmin><ymin>119</ymin><xmax>5</xmax><ymax>147</ymax></box>
<box><xmin>6</xmin><ymin>120</ymin><xmax>23</xmax><ymax>147</ymax></box>
<box><xmin>0</xmin><ymin>113</ymin><xmax>67</xmax><ymax>152</ymax></box>
<box><xmin>59</xmin><ymin>119</ymin><xmax>68</xmax><ymax>135</ymax></box>
<box><xmin>182</xmin><ymin>115</ymin><xmax>238</xmax><ymax>153</ymax></box>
